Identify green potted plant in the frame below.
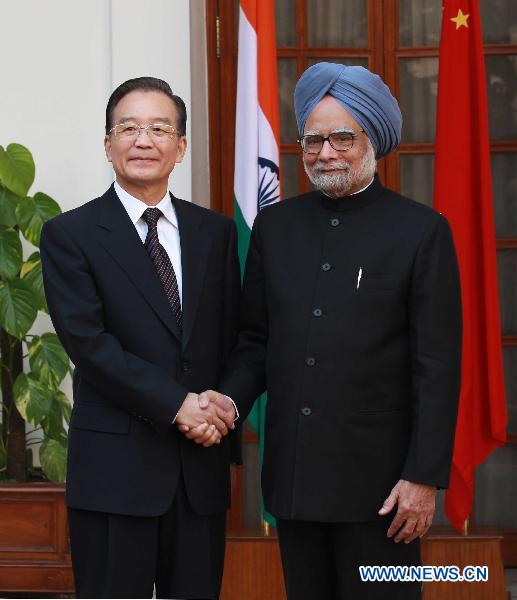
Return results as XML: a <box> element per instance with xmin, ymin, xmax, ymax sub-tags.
<box><xmin>0</xmin><ymin>142</ymin><xmax>74</xmax><ymax>595</ymax></box>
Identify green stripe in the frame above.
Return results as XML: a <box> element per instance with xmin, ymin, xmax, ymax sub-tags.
<box><xmin>234</xmin><ymin>198</ymin><xmax>251</xmax><ymax>277</ymax></box>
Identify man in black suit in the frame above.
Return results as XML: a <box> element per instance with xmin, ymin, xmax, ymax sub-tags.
<box><xmin>187</xmin><ymin>63</ymin><xmax>462</xmax><ymax>599</ymax></box>
<box><xmin>40</xmin><ymin>77</ymin><xmax>239</xmax><ymax>599</ymax></box>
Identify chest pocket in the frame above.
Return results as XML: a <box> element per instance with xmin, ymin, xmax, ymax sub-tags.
<box><xmin>359</xmin><ymin>277</ymin><xmax>400</xmax><ymax>291</ymax></box>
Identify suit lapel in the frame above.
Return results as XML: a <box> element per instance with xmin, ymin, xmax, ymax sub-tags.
<box><xmin>173</xmin><ymin>194</ymin><xmax>212</xmax><ymax>350</ymax></box>
<box><xmin>96</xmin><ymin>185</ymin><xmax>182</xmax><ymax>341</ymax></box>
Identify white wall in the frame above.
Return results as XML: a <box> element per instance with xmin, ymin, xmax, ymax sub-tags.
<box><xmin>1</xmin><ymin>1</ymin><xmax>112</xmax><ymax>207</ymax></box>
<box><xmin>1</xmin><ymin>0</ymin><xmax>192</xmax><ymax>211</ymax></box>
<box><xmin>111</xmin><ymin>0</ymin><xmax>192</xmax><ymax>200</ymax></box>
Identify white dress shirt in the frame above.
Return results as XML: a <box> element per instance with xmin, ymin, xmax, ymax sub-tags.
<box><xmin>114</xmin><ymin>180</ymin><xmax>183</xmax><ymax>308</ymax></box>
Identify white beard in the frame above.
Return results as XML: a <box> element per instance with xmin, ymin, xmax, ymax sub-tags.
<box><xmin>303</xmin><ymin>140</ymin><xmax>377</xmax><ymax>198</ymax></box>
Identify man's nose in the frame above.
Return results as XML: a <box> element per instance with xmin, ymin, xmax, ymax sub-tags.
<box><xmin>318</xmin><ymin>138</ymin><xmax>340</xmax><ymax>161</ymax></box>
<box><xmin>134</xmin><ymin>128</ymin><xmax>153</xmax><ymax>147</ymax></box>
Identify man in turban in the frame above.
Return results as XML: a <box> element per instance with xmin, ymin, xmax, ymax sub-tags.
<box><xmin>185</xmin><ymin>63</ymin><xmax>462</xmax><ymax>599</ymax></box>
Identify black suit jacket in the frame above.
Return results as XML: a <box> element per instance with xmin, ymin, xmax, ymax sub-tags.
<box><xmin>40</xmin><ymin>185</ymin><xmax>240</xmax><ymax>517</ymax></box>
<box><xmin>221</xmin><ymin>177</ymin><xmax>462</xmax><ymax>522</ymax></box>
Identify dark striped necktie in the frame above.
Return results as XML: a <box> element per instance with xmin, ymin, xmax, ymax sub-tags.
<box><xmin>142</xmin><ymin>207</ymin><xmax>182</xmax><ymax>329</ymax></box>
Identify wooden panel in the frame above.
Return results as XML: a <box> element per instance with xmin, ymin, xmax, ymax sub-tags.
<box><xmin>0</xmin><ymin>500</ymin><xmax>56</xmax><ymax>552</ymax></box>
<box><xmin>221</xmin><ymin>536</ymin><xmax>286</xmax><ymax>600</ymax></box>
<box><xmin>0</xmin><ymin>563</ymin><xmax>74</xmax><ymax>594</ymax></box>
<box><xmin>421</xmin><ymin>532</ymin><xmax>506</xmax><ymax>600</ymax></box>
<box><xmin>0</xmin><ymin>484</ymin><xmax>69</xmax><ymax>562</ymax></box>
<box><xmin>0</xmin><ymin>499</ymin><xmax>56</xmax><ymax>552</ymax></box>
<box><xmin>0</xmin><ymin>484</ymin><xmax>72</xmax><ymax>594</ymax></box>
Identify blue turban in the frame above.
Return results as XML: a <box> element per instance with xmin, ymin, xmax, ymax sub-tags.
<box><xmin>294</xmin><ymin>62</ymin><xmax>402</xmax><ymax>158</ymax></box>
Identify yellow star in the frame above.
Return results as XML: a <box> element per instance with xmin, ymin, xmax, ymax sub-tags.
<box><xmin>450</xmin><ymin>8</ymin><xmax>469</xmax><ymax>29</ymax></box>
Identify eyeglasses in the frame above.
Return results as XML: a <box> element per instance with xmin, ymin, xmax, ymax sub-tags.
<box><xmin>298</xmin><ymin>130</ymin><xmax>364</xmax><ymax>154</ymax></box>
<box><xmin>109</xmin><ymin>122</ymin><xmax>179</xmax><ymax>143</ymax></box>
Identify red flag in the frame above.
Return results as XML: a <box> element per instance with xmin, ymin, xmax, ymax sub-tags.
<box><xmin>434</xmin><ymin>0</ymin><xmax>507</xmax><ymax>531</ymax></box>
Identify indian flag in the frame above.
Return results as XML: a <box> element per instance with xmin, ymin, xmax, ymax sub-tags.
<box><xmin>234</xmin><ymin>0</ymin><xmax>281</xmax><ymax>526</ymax></box>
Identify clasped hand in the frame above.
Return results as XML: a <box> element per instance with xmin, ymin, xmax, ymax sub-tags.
<box><xmin>175</xmin><ymin>391</ymin><xmax>235</xmax><ymax>447</ymax></box>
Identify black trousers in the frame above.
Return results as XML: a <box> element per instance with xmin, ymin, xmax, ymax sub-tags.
<box><xmin>277</xmin><ymin>519</ymin><xmax>421</xmax><ymax>600</ymax></box>
<box><xmin>68</xmin><ymin>475</ymin><xmax>226</xmax><ymax>599</ymax></box>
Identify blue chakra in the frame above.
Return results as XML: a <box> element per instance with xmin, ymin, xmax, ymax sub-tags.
<box><xmin>258</xmin><ymin>156</ymin><xmax>280</xmax><ymax>211</ymax></box>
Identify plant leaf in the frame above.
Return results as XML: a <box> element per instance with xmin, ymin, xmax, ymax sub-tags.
<box><xmin>28</xmin><ymin>333</ymin><xmax>69</xmax><ymax>390</ymax></box>
<box><xmin>0</xmin><ymin>278</ymin><xmax>38</xmax><ymax>339</ymax></box>
<box><xmin>0</xmin><ymin>226</ymin><xmax>23</xmax><ymax>280</ymax></box>
<box><xmin>0</xmin><ymin>144</ymin><xmax>35</xmax><ymax>197</ymax></box>
<box><xmin>54</xmin><ymin>389</ymin><xmax>72</xmax><ymax>424</ymax></box>
<box><xmin>20</xmin><ymin>252</ymin><xmax>47</xmax><ymax>312</ymax></box>
<box><xmin>40</xmin><ymin>398</ymin><xmax>67</xmax><ymax>442</ymax></box>
<box><xmin>13</xmin><ymin>372</ymin><xmax>53</xmax><ymax>426</ymax></box>
<box><xmin>39</xmin><ymin>439</ymin><xmax>67</xmax><ymax>482</ymax></box>
<box><xmin>0</xmin><ymin>184</ymin><xmax>21</xmax><ymax>227</ymax></box>
<box><xmin>16</xmin><ymin>192</ymin><xmax>61</xmax><ymax>247</ymax></box>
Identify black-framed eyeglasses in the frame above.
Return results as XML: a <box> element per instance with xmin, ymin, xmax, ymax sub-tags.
<box><xmin>298</xmin><ymin>130</ymin><xmax>364</xmax><ymax>154</ymax></box>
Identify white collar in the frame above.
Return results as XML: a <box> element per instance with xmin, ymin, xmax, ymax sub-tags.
<box><xmin>350</xmin><ymin>177</ymin><xmax>375</xmax><ymax>195</ymax></box>
<box><xmin>114</xmin><ymin>180</ymin><xmax>178</xmax><ymax>228</ymax></box>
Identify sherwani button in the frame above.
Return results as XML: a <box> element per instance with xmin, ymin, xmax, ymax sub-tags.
<box><xmin>330</xmin><ymin>218</ymin><xmax>340</xmax><ymax>227</ymax></box>
<box><xmin>306</xmin><ymin>357</ymin><xmax>316</xmax><ymax>366</ymax></box>
<box><xmin>313</xmin><ymin>308</ymin><xmax>323</xmax><ymax>317</ymax></box>
<box><xmin>321</xmin><ymin>263</ymin><xmax>331</xmax><ymax>271</ymax></box>
<box><xmin>301</xmin><ymin>407</ymin><xmax>312</xmax><ymax>416</ymax></box>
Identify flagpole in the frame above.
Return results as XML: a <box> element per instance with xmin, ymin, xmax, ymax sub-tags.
<box><xmin>461</xmin><ymin>515</ymin><xmax>470</xmax><ymax>536</ymax></box>
<box><xmin>262</xmin><ymin>518</ymin><xmax>270</xmax><ymax>537</ymax></box>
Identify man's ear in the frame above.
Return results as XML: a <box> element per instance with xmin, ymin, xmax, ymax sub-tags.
<box><xmin>175</xmin><ymin>136</ymin><xmax>187</xmax><ymax>164</ymax></box>
<box><xmin>104</xmin><ymin>135</ymin><xmax>112</xmax><ymax>162</ymax></box>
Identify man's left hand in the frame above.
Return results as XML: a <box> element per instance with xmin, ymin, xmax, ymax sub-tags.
<box><xmin>378</xmin><ymin>479</ymin><xmax>436</xmax><ymax>543</ymax></box>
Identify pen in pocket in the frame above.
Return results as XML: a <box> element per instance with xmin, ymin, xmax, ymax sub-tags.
<box><xmin>357</xmin><ymin>267</ymin><xmax>363</xmax><ymax>290</ymax></box>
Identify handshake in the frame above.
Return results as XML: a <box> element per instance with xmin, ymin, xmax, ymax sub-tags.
<box><xmin>175</xmin><ymin>390</ymin><xmax>237</xmax><ymax>447</ymax></box>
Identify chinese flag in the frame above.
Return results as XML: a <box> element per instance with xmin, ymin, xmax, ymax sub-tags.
<box><xmin>434</xmin><ymin>0</ymin><xmax>507</xmax><ymax>531</ymax></box>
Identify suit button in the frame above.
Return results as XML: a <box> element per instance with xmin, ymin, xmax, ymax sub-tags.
<box><xmin>321</xmin><ymin>263</ymin><xmax>331</xmax><ymax>272</ymax></box>
<box><xmin>301</xmin><ymin>407</ymin><xmax>312</xmax><ymax>416</ymax></box>
<box><xmin>330</xmin><ymin>218</ymin><xmax>340</xmax><ymax>227</ymax></box>
<box><xmin>312</xmin><ymin>308</ymin><xmax>323</xmax><ymax>317</ymax></box>
<box><xmin>306</xmin><ymin>357</ymin><xmax>316</xmax><ymax>367</ymax></box>
<box><xmin>181</xmin><ymin>361</ymin><xmax>190</xmax><ymax>372</ymax></box>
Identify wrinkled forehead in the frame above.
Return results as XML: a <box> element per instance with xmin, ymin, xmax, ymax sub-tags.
<box><xmin>304</xmin><ymin>94</ymin><xmax>362</xmax><ymax>135</ymax></box>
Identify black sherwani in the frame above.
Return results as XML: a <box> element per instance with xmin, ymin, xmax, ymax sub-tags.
<box><xmin>222</xmin><ymin>175</ymin><xmax>462</xmax><ymax>522</ymax></box>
